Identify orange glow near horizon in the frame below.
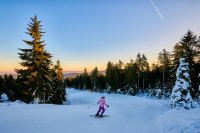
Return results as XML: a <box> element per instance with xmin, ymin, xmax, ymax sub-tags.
<box><xmin>0</xmin><ymin>57</ymin><xmax>157</xmax><ymax>74</ymax></box>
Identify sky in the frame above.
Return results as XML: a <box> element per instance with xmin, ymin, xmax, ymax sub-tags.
<box><xmin>0</xmin><ymin>0</ymin><xmax>200</xmax><ymax>74</ymax></box>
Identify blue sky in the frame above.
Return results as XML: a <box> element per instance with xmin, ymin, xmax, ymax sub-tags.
<box><xmin>0</xmin><ymin>0</ymin><xmax>200</xmax><ymax>73</ymax></box>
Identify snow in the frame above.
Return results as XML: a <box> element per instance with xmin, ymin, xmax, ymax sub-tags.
<box><xmin>0</xmin><ymin>93</ymin><xmax>8</xmax><ymax>101</ymax></box>
<box><xmin>0</xmin><ymin>88</ymin><xmax>200</xmax><ymax>133</ymax></box>
<box><xmin>156</xmin><ymin>109</ymin><xmax>200</xmax><ymax>133</ymax></box>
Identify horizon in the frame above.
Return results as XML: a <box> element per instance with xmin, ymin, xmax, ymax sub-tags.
<box><xmin>0</xmin><ymin>0</ymin><xmax>200</xmax><ymax>74</ymax></box>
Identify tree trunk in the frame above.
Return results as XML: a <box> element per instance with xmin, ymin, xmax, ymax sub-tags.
<box><xmin>138</xmin><ymin>71</ymin><xmax>140</xmax><ymax>90</ymax></box>
<box><xmin>43</xmin><ymin>93</ymin><xmax>45</xmax><ymax>104</ymax></box>
<box><xmin>163</xmin><ymin>64</ymin><xmax>165</xmax><ymax>90</ymax></box>
<box><xmin>143</xmin><ymin>76</ymin><xmax>144</xmax><ymax>93</ymax></box>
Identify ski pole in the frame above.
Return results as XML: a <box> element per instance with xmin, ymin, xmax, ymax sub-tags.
<box><xmin>88</xmin><ymin>103</ymin><xmax>97</xmax><ymax>108</ymax></box>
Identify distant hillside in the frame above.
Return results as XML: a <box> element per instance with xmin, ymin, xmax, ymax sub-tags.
<box><xmin>63</xmin><ymin>72</ymin><xmax>80</xmax><ymax>78</ymax></box>
<box><xmin>100</xmin><ymin>70</ymin><xmax>106</xmax><ymax>75</ymax></box>
<box><xmin>0</xmin><ymin>71</ymin><xmax>105</xmax><ymax>79</ymax></box>
<box><xmin>63</xmin><ymin>70</ymin><xmax>105</xmax><ymax>78</ymax></box>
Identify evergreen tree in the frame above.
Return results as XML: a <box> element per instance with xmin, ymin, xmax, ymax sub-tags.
<box><xmin>90</xmin><ymin>67</ymin><xmax>99</xmax><ymax>91</ymax></box>
<box><xmin>72</xmin><ymin>76</ymin><xmax>79</xmax><ymax>89</ymax></box>
<box><xmin>118</xmin><ymin>60</ymin><xmax>125</xmax><ymax>90</ymax></box>
<box><xmin>113</xmin><ymin>63</ymin><xmax>120</xmax><ymax>91</ymax></box>
<box><xmin>192</xmin><ymin>62</ymin><xmax>200</xmax><ymax>98</ymax></box>
<box><xmin>65</xmin><ymin>77</ymin><xmax>73</xmax><ymax>88</ymax></box>
<box><xmin>0</xmin><ymin>76</ymin><xmax>5</xmax><ymax>95</ymax></box>
<box><xmin>51</xmin><ymin>60</ymin><xmax>66</xmax><ymax>104</ymax></box>
<box><xmin>16</xmin><ymin>15</ymin><xmax>53</xmax><ymax>103</ymax></box>
<box><xmin>141</xmin><ymin>54</ymin><xmax>149</xmax><ymax>92</ymax></box>
<box><xmin>135</xmin><ymin>53</ymin><xmax>142</xmax><ymax>90</ymax></box>
<box><xmin>97</xmin><ymin>74</ymin><xmax>106</xmax><ymax>92</ymax></box>
<box><xmin>106</xmin><ymin>61</ymin><xmax>114</xmax><ymax>91</ymax></box>
<box><xmin>149</xmin><ymin>63</ymin><xmax>162</xmax><ymax>88</ymax></box>
<box><xmin>77</xmin><ymin>75</ymin><xmax>82</xmax><ymax>89</ymax></box>
<box><xmin>172</xmin><ymin>31</ymin><xmax>198</xmax><ymax>69</ymax></box>
<box><xmin>4</xmin><ymin>74</ymin><xmax>16</xmax><ymax>101</ymax></box>
<box><xmin>135</xmin><ymin>53</ymin><xmax>149</xmax><ymax>93</ymax></box>
<box><xmin>124</xmin><ymin>60</ymin><xmax>134</xmax><ymax>86</ymax></box>
<box><xmin>172</xmin><ymin>43</ymin><xmax>184</xmax><ymax>69</ymax></box>
<box><xmin>82</xmin><ymin>68</ymin><xmax>91</xmax><ymax>90</ymax></box>
<box><xmin>179</xmin><ymin>30</ymin><xmax>198</xmax><ymax>66</ymax></box>
<box><xmin>124</xmin><ymin>59</ymin><xmax>137</xmax><ymax>95</ymax></box>
<box><xmin>172</xmin><ymin>30</ymin><xmax>199</xmax><ymax>97</ymax></box>
<box><xmin>106</xmin><ymin>61</ymin><xmax>124</xmax><ymax>92</ymax></box>
<box><xmin>170</xmin><ymin>58</ymin><xmax>193</xmax><ymax>109</ymax></box>
<box><xmin>158</xmin><ymin>49</ymin><xmax>172</xmax><ymax>91</ymax></box>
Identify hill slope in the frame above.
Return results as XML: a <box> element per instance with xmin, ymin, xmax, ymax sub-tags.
<box><xmin>0</xmin><ymin>89</ymin><xmax>200</xmax><ymax>133</ymax></box>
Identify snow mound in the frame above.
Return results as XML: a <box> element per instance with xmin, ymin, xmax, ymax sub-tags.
<box><xmin>156</xmin><ymin>109</ymin><xmax>200</xmax><ymax>133</ymax></box>
<box><xmin>0</xmin><ymin>93</ymin><xmax>8</xmax><ymax>101</ymax></box>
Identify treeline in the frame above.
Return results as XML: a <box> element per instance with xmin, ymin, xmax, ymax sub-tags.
<box><xmin>0</xmin><ymin>61</ymin><xmax>66</xmax><ymax>104</ymax></box>
<box><xmin>0</xmin><ymin>16</ymin><xmax>66</xmax><ymax>104</ymax></box>
<box><xmin>0</xmin><ymin>74</ymin><xmax>17</xmax><ymax>101</ymax></box>
<box><xmin>67</xmin><ymin>30</ymin><xmax>200</xmax><ymax>99</ymax></box>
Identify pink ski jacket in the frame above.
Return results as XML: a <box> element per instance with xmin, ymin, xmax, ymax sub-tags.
<box><xmin>98</xmin><ymin>98</ymin><xmax>108</xmax><ymax>107</ymax></box>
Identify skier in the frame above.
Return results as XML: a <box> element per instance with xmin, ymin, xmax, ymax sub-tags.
<box><xmin>95</xmin><ymin>96</ymin><xmax>109</xmax><ymax>117</ymax></box>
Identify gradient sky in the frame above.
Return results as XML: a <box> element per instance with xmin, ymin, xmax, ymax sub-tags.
<box><xmin>0</xmin><ymin>0</ymin><xmax>200</xmax><ymax>74</ymax></box>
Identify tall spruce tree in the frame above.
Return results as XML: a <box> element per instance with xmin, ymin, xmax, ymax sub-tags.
<box><xmin>170</xmin><ymin>58</ymin><xmax>193</xmax><ymax>109</ymax></box>
<box><xmin>90</xmin><ymin>67</ymin><xmax>99</xmax><ymax>91</ymax></box>
<box><xmin>97</xmin><ymin>74</ymin><xmax>106</xmax><ymax>92</ymax></box>
<box><xmin>106</xmin><ymin>61</ymin><xmax>114</xmax><ymax>92</ymax></box>
<box><xmin>158</xmin><ymin>49</ymin><xmax>172</xmax><ymax>90</ymax></box>
<box><xmin>124</xmin><ymin>59</ymin><xmax>138</xmax><ymax>95</ymax></box>
<box><xmin>179</xmin><ymin>30</ymin><xmax>198</xmax><ymax>66</ymax></box>
<box><xmin>16</xmin><ymin>15</ymin><xmax>53</xmax><ymax>103</ymax></box>
<box><xmin>172</xmin><ymin>43</ymin><xmax>184</xmax><ymax>69</ymax></box>
<box><xmin>172</xmin><ymin>31</ymin><xmax>198</xmax><ymax>69</ymax></box>
<box><xmin>135</xmin><ymin>53</ymin><xmax>149</xmax><ymax>93</ymax></box>
<box><xmin>136</xmin><ymin>53</ymin><xmax>142</xmax><ymax>90</ymax></box>
<box><xmin>141</xmin><ymin>54</ymin><xmax>149</xmax><ymax>92</ymax></box>
<box><xmin>82</xmin><ymin>68</ymin><xmax>90</xmax><ymax>90</ymax></box>
<box><xmin>149</xmin><ymin>63</ymin><xmax>162</xmax><ymax>88</ymax></box>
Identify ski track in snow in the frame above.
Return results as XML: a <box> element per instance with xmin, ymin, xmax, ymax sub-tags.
<box><xmin>0</xmin><ymin>88</ymin><xmax>200</xmax><ymax>133</ymax></box>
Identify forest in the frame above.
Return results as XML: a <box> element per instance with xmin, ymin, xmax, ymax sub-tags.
<box><xmin>0</xmin><ymin>16</ymin><xmax>200</xmax><ymax>105</ymax></box>
<box><xmin>66</xmin><ymin>30</ymin><xmax>200</xmax><ymax>100</ymax></box>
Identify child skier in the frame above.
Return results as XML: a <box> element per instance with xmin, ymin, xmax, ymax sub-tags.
<box><xmin>95</xmin><ymin>96</ymin><xmax>109</xmax><ymax>117</ymax></box>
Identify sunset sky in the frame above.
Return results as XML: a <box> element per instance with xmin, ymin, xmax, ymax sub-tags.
<box><xmin>0</xmin><ymin>0</ymin><xmax>200</xmax><ymax>74</ymax></box>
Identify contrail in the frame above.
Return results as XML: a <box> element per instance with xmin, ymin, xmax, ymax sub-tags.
<box><xmin>150</xmin><ymin>0</ymin><xmax>164</xmax><ymax>21</ymax></box>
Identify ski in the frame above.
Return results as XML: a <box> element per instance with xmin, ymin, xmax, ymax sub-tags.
<box><xmin>90</xmin><ymin>115</ymin><xmax>109</xmax><ymax>118</ymax></box>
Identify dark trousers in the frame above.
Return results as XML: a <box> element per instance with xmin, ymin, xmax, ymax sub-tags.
<box><xmin>96</xmin><ymin>106</ymin><xmax>105</xmax><ymax>115</ymax></box>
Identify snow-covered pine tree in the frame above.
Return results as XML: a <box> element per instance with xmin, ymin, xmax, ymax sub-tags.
<box><xmin>170</xmin><ymin>58</ymin><xmax>194</xmax><ymax>109</ymax></box>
